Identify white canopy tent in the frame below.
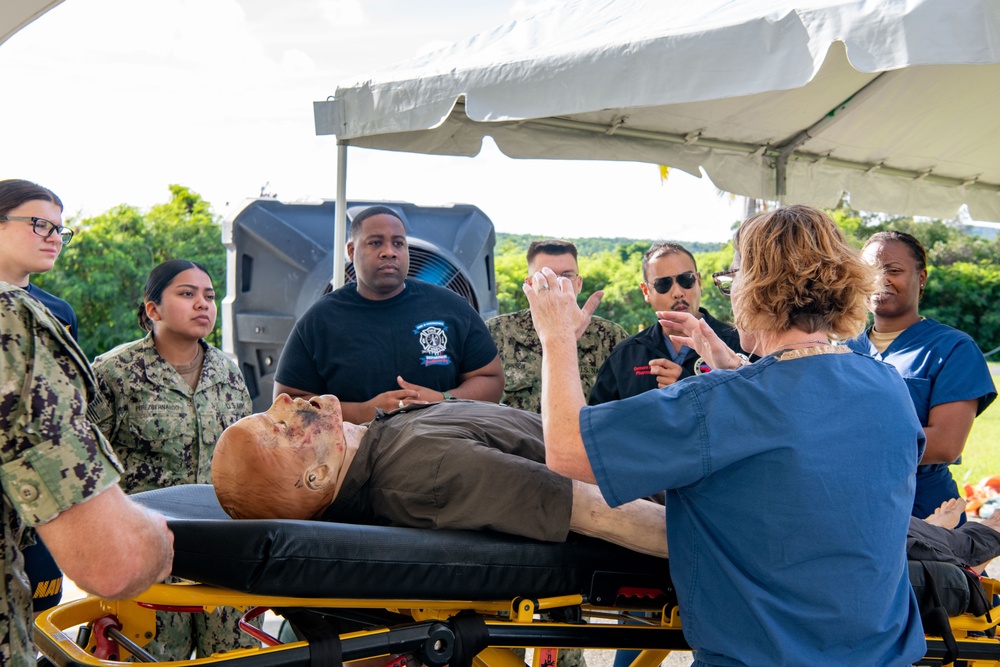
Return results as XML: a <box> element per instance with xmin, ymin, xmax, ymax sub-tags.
<box><xmin>316</xmin><ymin>0</ymin><xmax>1000</xmax><ymax>287</ymax></box>
<box><xmin>1</xmin><ymin>0</ymin><xmax>63</xmax><ymax>47</ymax></box>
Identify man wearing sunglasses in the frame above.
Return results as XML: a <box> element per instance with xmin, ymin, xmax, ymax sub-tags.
<box><xmin>589</xmin><ymin>242</ymin><xmax>745</xmax><ymax>404</ymax></box>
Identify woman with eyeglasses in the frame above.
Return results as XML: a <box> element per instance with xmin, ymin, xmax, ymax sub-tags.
<box><xmin>90</xmin><ymin>259</ymin><xmax>255</xmax><ymax>660</ymax></box>
<box><xmin>0</xmin><ymin>179</ymin><xmax>77</xmax><ymax>338</ymax></box>
<box><xmin>0</xmin><ymin>185</ymin><xmax>174</xmax><ymax>664</ymax></box>
<box><xmin>847</xmin><ymin>231</ymin><xmax>996</xmax><ymax>525</ymax></box>
<box><xmin>526</xmin><ymin>205</ymin><xmax>925</xmax><ymax>665</ymax></box>
<box><xmin>0</xmin><ymin>179</ymin><xmax>79</xmax><ymax>617</ymax></box>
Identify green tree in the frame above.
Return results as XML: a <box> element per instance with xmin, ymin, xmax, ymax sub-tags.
<box><xmin>580</xmin><ymin>249</ymin><xmax>647</xmax><ymax>333</ymax></box>
<box><xmin>35</xmin><ymin>185</ymin><xmax>225</xmax><ymax>358</ymax></box>
<box><xmin>695</xmin><ymin>245</ymin><xmax>736</xmax><ymax>324</ymax></box>
<box><xmin>491</xmin><ymin>239</ymin><xmax>740</xmax><ymax>336</ymax></box>
<box><xmin>923</xmin><ymin>262</ymin><xmax>1000</xmax><ymax>352</ymax></box>
<box><xmin>493</xmin><ymin>248</ymin><xmax>529</xmax><ymax>314</ymax></box>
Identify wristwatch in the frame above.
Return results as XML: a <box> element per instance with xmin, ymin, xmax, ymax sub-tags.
<box><xmin>442</xmin><ymin>391</ymin><xmax>456</xmax><ymax>401</ymax></box>
<box><xmin>735</xmin><ymin>353</ymin><xmax>751</xmax><ymax>367</ymax></box>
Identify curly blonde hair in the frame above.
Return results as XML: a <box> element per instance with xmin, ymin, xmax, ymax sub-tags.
<box><xmin>732</xmin><ymin>205</ymin><xmax>873</xmax><ymax>341</ymax></box>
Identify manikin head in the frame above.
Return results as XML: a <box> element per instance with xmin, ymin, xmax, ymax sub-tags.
<box><xmin>213</xmin><ymin>394</ymin><xmax>356</xmax><ymax>520</ymax></box>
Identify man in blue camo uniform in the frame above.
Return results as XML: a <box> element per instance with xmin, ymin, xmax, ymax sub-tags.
<box><xmin>488</xmin><ymin>239</ymin><xmax>627</xmax><ymax>413</ymax></box>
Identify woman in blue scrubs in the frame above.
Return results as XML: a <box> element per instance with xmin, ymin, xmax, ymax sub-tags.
<box><xmin>848</xmin><ymin>231</ymin><xmax>996</xmax><ymax>522</ymax></box>
<box><xmin>525</xmin><ymin>206</ymin><xmax>927</xmax><ymax>666</ymax></box>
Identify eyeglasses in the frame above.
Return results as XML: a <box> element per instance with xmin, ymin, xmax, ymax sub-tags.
<box><xmin>712</xmin><ymin>269</ymin><xmax>739</xmax><ymax>296</ymax></box>
<box><xmin>557</xmin><ymin>271</ymin><xmax>578</xmax><ymax>279</ymax></box>
<box><xmin>0</xmin><ymin>216</ymin><xmax>74</xmax><ymax>245</ymax></box>
<box><xmin>646</xmin><ymin>271</ymin><xmax>697</xmax><ymax>294</ymax></box>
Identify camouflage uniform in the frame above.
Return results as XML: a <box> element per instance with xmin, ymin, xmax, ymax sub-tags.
<box><xmin>91</xmin><ymin>333</ymin><xmax>251</xmax><ymax>494</ymax></box>
<box><xmin>487</xmin><ymin>309</ymin><xmax>628</xmax><ymax>412</ymax></box>
<box><xmin>91</xmin><ymin>333</ymin><xmax>256</xmax><ymax>660</ymax></box>
<box><xmin>0</xmin><ymin>284</ymin><xmax>123</xmax><ymax>666</ymax></box>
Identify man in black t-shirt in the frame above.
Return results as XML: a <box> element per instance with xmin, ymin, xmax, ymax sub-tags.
<box><xmin>274</xmin><ymin>206</ymin><xmax>503</xmax><ymax>423</ymax></box>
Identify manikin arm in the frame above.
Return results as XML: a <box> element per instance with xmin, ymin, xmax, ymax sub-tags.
<box><xmin>569</xmin><ymin>480</ymin><xmax>667</xmax><ymax>558</ymax></box>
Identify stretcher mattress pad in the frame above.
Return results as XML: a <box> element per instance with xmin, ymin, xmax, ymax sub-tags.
<box><xmin>133</xmin><ymin>485</ymin><xmax>672</xmax><ymax>601</ymax></box>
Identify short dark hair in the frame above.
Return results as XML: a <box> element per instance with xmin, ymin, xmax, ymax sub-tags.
<box><xmin>526</xmin><ymin>239</ymin><xmax>578</xmax><ymax>265</ymax></box>
<box><xmin>863</xmin><ymin>230</ymin><xmax>927</xmax><ymax>271</ymax></box>
<box><xmin>0</xmin><ymin>179</ymin><xmax>63</xmax><ymax>216</ymax></box>
<box><xmin>642</xmin><ymin>242</ymin><xmax>696</xmax><ymax>282</ymax></box>
<box><xmin>137</xmin><ymin>259</ymin><xmax>212</xmax><ymax>332</ymax></box>
<box><xmin>349</xmin><ymin>206</ymin><xmax>404</xmax><ymax>243</ymax></box>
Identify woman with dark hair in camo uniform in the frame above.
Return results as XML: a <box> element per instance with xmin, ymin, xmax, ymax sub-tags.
<box><xmin>91</xmin><ymin>259</ymin><xmax>256</xmax><ymax>660</ymax></box>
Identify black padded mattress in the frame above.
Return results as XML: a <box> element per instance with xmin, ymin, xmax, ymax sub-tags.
<box><xmin>133</xmin><ymin>485</ymin><xmax>673</xmax><ymax>602</ymax></box>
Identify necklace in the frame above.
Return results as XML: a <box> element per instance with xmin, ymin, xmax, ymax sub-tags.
<box><xmin>770</xmin><ymin>340</ymin><xmax>849</xmax><ymax>361</ymax></box>
<box><xmin>765</xmin><ymin>339</ymin><xmax>827</xmax><ymax>355</ymax></box>
<box><xmin>774</xmin><ymin>339</ymin><xmax>827</xmax><ymax>349</ymax></box>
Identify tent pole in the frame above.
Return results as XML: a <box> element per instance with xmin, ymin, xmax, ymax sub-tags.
<box><xmin>773</xmin><ymin>72</ymin><xmax>889</xmax><ymax>201</ymax></box>
<box><xmin>333</xmin><ymin>140</ymin><xmax>348</xmax><ymax>289</ymax></box>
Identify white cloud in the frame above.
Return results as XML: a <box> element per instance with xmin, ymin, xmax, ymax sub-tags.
<box><xmin>281</xmin><ymin>48</ymin><xmax>318</xmax><ymax>76</ymax></box>
<box><xmin>1</xmin><ymin>0</ymin><xmax>745</xmax><ymax>242</ymax></box>
<box><xmin>317</xmin><ymin>0</ymin><xmax>366</xmax><ymax>27</ymax></box>
<box><xmin>508</xmin><ymin>0</ymin><xmax>562</xmax><ymax>20</ymax></box>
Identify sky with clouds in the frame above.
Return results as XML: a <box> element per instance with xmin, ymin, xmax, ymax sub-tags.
<box><xmin>1</xmin><ymin>0</ymin><xmax>746</xmax><ymax>241</ymax></box>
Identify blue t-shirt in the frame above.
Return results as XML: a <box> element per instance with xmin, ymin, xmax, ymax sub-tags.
<box><xmin>275</xmin><ymin>280</ymin><xmax>498</xmax><ymax>402</ymax></box>
<box><xmin>581</xmin><ymin>351</ymin><xmax>926</xmax><ymax>666</ymax></box>
<box><xmin>848</xmin><ymin>319</ymin><xmax>997</xmax><ymax>517</ymax></box>
<box><xmin>25</xmin><ymin>283</ymin><xmax>78</xmax><ymax>340</ymax></box>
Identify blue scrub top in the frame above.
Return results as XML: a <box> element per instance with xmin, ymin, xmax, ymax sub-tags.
<box><xmin>848</xmin><ymin>319</ymin><xmax>997</xmax><ymax>518</ymax></box>
<box><xmin>582</xmin><ymin>351</ymin><xmax>926</xmax><ymax>666</ymax></box>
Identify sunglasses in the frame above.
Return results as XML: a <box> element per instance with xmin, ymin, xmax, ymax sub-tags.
<box><xmin>712</xmin><ymin>269</ymin><xmax>739</xmax><ymax>296</ymax></box>
<box><xmin>646</xmin><ymin>271</ymin><xmax>697</xmax><ymax>294</ymax></box>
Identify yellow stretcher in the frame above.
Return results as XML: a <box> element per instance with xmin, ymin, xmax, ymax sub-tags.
<box><xmin>32</xmin><ymin>485</ymin><xmax>1000</xmax><ymax>667</ymax></box>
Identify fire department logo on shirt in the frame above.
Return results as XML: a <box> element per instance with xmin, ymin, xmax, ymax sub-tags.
<box><xmin>693</xmin><ymin>356</ymin><xmax>713</xmax><ymax>374</ymax></box>
<box><xmin>415</xmin><ymin>321</ymin><xmax>452</xmax><ymax>366</ymax></box>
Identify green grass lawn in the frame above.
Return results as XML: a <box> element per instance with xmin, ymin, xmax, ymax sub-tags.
<box><xmin>951</xmin><ymin>361</ymin><xmax>1000</xmax><ymax>488</ymax></box>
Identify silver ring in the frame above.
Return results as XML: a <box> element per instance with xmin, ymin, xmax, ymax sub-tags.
<box><xmin>539</xmin><ymin>284</ymin><xmax>550</xmax><ymax>290</ymax></box>
<box><xmin>398</xmin><ymin>400</ymin><xmax>405</xmax><ymax>408</ymax></box>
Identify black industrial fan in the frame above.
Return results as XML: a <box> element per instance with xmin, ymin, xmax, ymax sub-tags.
<box><xmin>344</xmin><ymin>245</ymin><xmax>479</xmax><ymax>311</ymax></box>
<box><xmin>222</xmin><ymin>198</ymin><xmax>497</xmax><ymax>411</ymax></box>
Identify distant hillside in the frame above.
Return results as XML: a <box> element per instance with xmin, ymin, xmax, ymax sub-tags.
<box><xmin>495</xmin><ymin>232</ymin><xmax>726</xmax><ymax>255</ymax></box>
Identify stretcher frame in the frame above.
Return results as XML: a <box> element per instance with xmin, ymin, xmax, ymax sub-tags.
<box><xmin>35</xmin><ymin>583</ymin><xmax>692</xmax><ymax>667</ymax></box>
<box><xmin>31</xmin><ymin>485</ymin><xmax>1000</xmax><ymax>667</ymax></box>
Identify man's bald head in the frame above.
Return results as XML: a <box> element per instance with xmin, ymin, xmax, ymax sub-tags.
<box><xmin>212</xmin><ymin>394</ymin><xmax>348</xmax><ymax>520</ymax></box>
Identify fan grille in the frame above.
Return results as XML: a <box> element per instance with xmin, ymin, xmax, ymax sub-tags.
<box><xmin>345</xmin><ymin>246</ymin><xmax>478</xmax><ymax>310</ymax></box>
